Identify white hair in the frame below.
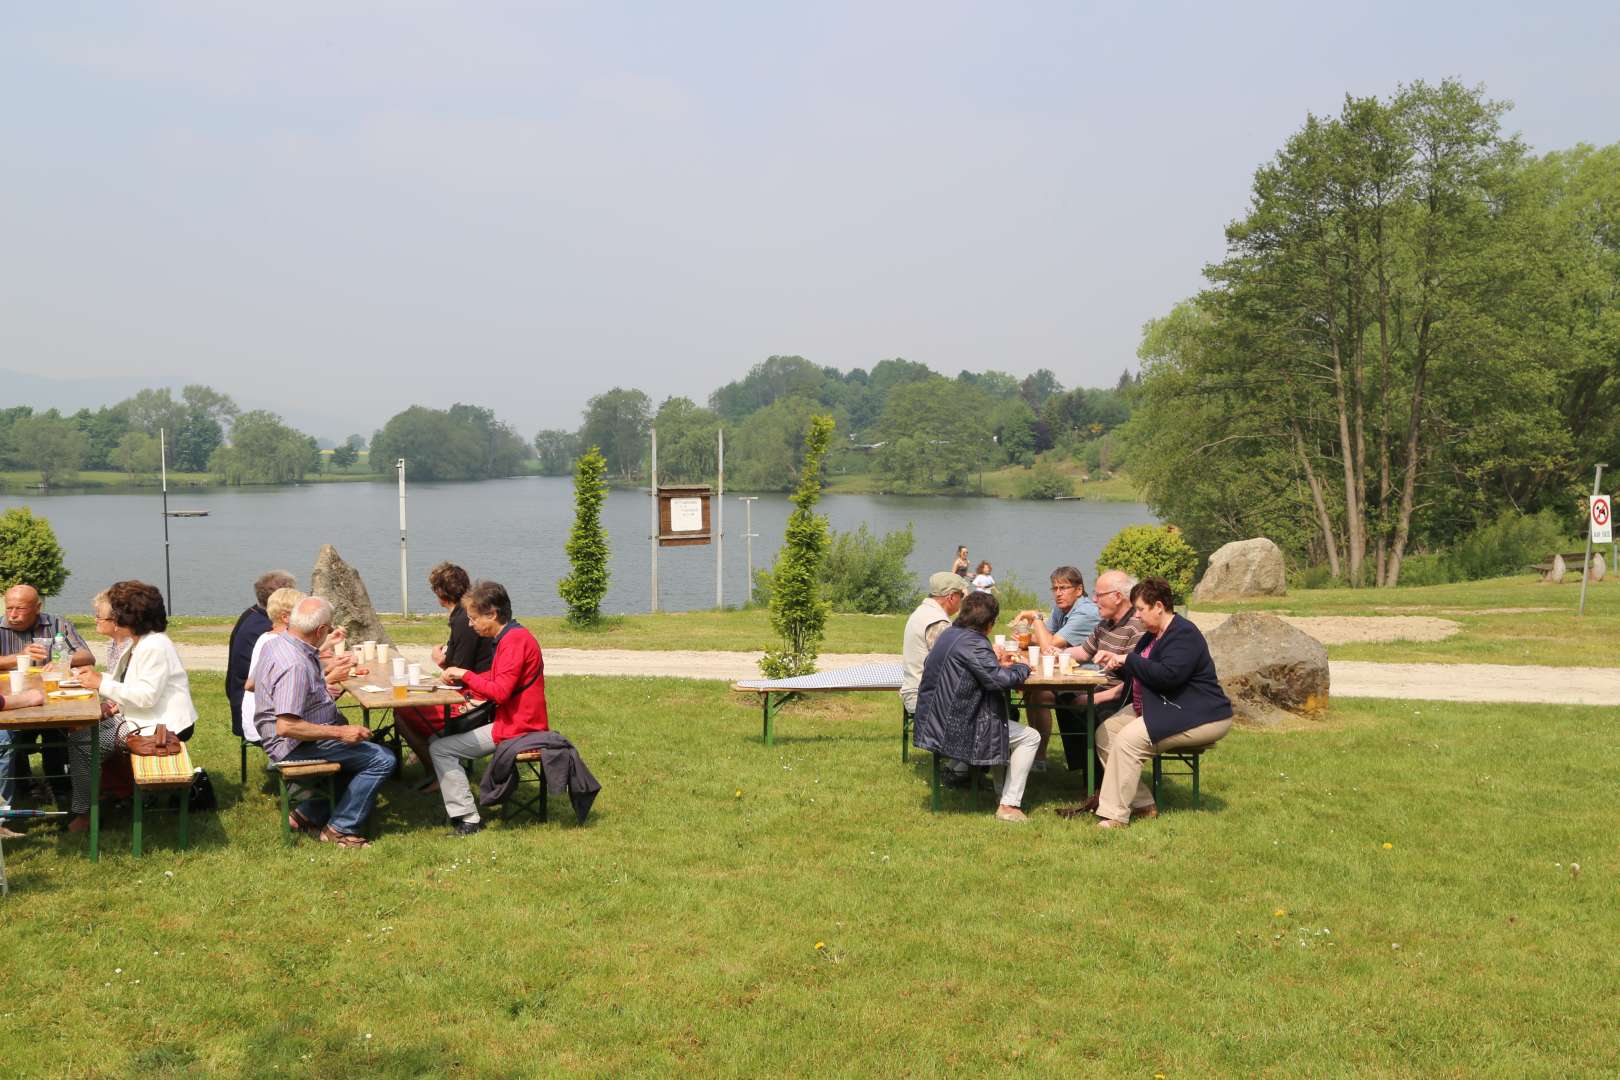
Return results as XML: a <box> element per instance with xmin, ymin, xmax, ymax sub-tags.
<box><xmin>1098</xmin><ymin>569</ymin><xmax>1138</xmax><ymax>592</ymax></box>
<box><xmin>289</xmin><ymin>596</ymin><xmax>334</xmax><ymax>635</ymax></box>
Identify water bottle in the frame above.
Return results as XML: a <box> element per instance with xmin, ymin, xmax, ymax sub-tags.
<box><xmin>52</xmin><ymin>631</ymin><xmax>69</xmax><ymax>669</ymax></box>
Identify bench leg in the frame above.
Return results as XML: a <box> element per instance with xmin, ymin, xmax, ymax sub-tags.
<box><xmin>901</xmin><ymin>708</ymin><xmax>911</xmax><ymax>763</ymax></box>
<box><xmin>88</xmin><ymin>729</ymin><xmax>100</xmax><ymax>863</ymax></box>
<box><xmin>240</xmin><ymin>737</ymin><xmax>247</xmax><ymax>784</ymax></box>
<box><xmin>178</xmin><ymin>789</ymin><xmax>190</xmax><ymax>851</ymax></box>
<box><xmin>1191</xmin><ymin>755</ymin><xmax>1201</xmax><ymax>809</ymax></box>
<box><xmin>931</xmin><ymin>753</ymin><xmax>941</xmax><ymax>813</ymax></box>
<box><xmin>279</xmin><ymin>775</ymin><xmax>294</xmax><ymax>847</ymax></box>
<box><xmin>1151</xmin><ymin>754</ymin><xmax>1162</xmax><ymax>801</ymax></box>
<box><xmin>132</xmin><ymin>791</ymin><xmax>144</xmax><ymax>858</ymax></box>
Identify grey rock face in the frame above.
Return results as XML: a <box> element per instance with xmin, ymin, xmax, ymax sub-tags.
<box><xmin>1193</xmin><ymin>537</ymin><xmax>1287</xmax><ymax>600</ymax></box>
<box><xmin>1205</xmin><ymin>611</ymin><xmax>1328</xmax><ymax>726</ymax></box>
<box><xmin>310</xmin><ymin>544</ymin><xmax>391</xmax><ymax>644</ymax></box>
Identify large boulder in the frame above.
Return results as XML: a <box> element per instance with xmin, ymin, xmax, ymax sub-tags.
<box><xmin>1205</xmin><ymin>612</ymin><xmax>1328</xmax><ymax>726</ymax></box>
<box><xmin>310</xmin><ymin>545</ymin><xmax>391</xmax><ymax>644</ymax></box>
<box><xmin>1193</xmin><ymin>537</ymin><xmax>1287</xmax><ymax>601</ymax></box>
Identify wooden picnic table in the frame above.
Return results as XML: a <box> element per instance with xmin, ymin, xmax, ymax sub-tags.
<box><xmin>732</xmin><ymin>663</ymin><xmax>904</xmax><ymax>747</ymax></box>
<box><xmin>338</xmin><ymin>675</ymin><xmax>465</xmax><ymax>759</ymax></box>
<box><xmin>1015</xmin><ymin>668</ymin><xmax>1113</xmax><ymax>797</ymax></box>
<box><xmin>1</xmin><ymin>671</ymin><xmax>105</xmax><ymax>861</ymax></box>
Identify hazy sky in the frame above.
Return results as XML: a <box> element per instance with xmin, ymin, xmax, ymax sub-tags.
<box><xmin>4</xmin><ymin>1</ymin><xmax>1618</xmax><ymax>441</ymax></box>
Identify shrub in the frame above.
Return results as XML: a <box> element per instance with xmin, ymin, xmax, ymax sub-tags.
<box><xmin>1016</xmin><ymin>460</ymin><xmax>1072</xmax><ymax>500</ymax></box>
<box><xmin>1097</xmin><ymin>524</ymin><xmax>1198</xmax><ymax>600</ymax></box>
<box><xmin>1393</xmin><ymin>553</ymin><xmax>1458</xmax><ymax>588</ymax></box>
<box><xmin>0</xmin><ymin>508</ymin><xmax>69</xmax><ymax>597</ymax></box>
<box><xmin>1447</xmin><ymin>508</ymin><xmax>1570</xmax><ymax>582</ymax></box>
<box><xmin>761</xmin><ymin>415</ymin><xmax>836</xmax><ymax>678</ymax></box>
<box><xmin>821</xmin><ymin>524</ymin><xmax>920</xmax><ymax>614</ymax></box>
<box><xmin>993</xmin><ymin>574</ymin><xmax>1041</xmax><ymax>619</ymax></box>
<box><xmin>557</xmin><ymin>447</ymin><xmax>610</xmax><ymax>624</ymax></box>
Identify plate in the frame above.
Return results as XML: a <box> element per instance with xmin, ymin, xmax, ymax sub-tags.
<box><xmin>48</xmin><ymin>689</ymin><xmax>95</xmax><ymax>699</ymax></box>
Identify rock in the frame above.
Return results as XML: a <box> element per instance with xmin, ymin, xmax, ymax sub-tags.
<box><xmin>1193</xmin><ymin>538</ymin><xmax>1287</xmax><ymax>601</ymax></box>
<box><xmin>1543</xmin><ymin>554</ymin><xmax>1566</xmax><ymax>584</ymax></box>
<box><xmin>1205</xmin><ymin>612</ymin><xmax>1328</xmax><ymax>726</ymax></box>
<box><xmin>310</xmin><ymin>545</ymin><xmax>391</xmax><ymax>644</ymax></box>
<box><xmin>1590</xmin><ymin>553</ymin><xmax>1606</xmax><ymax>582</ymax></box>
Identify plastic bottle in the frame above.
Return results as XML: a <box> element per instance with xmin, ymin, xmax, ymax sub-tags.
<box><xmin>52</xmin><ymin>631</ymin><xmax>69</xmax><ymax>669</ymax></box>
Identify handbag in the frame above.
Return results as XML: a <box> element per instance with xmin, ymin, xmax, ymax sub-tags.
<box><xmin>127</xmin><ymin>723</ymin><xmax>183</xmax><ymax>757</ymax></box>
<box><xmin>188</xmin><ymin>767</ymin><xmax>219</xmax><ymax>813</ymax></box>
<box><xmin>441</xmin><ymin>624</ymin><xmax>540</xmax><ymax>737</ymax></box>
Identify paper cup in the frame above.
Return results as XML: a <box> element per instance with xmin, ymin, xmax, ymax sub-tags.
<box><xmin>374</xmin><ymin>644</ymin><xmax>389</xmax><ymax>665</ymax></box>
<box><xmin>1027</xmin><ymin>646</ymin><xmax>1039</xmax><ymax>668</ymax></box>
<box><xmin>408</xmin><ymin>663</ymin><xmax>422</xmax><ymax>685</ymax></box>
<box><xmin>1040</xmin><ymin>654</ymin><xmax>1055</xmax><ymax>678</ymax></box>
<box><xmin>363</xmin><ymin>640</ymin><xmax>378</xmax><ymax>661</ymax></box>
<box><xmin>993</xmin><ymin>635</ymin><xmax>1006</xmax><ymax>649</ymax></box>
<box><xmin>16</xmin><ymin>655</ymin><xmax>31</xmax><ymax>674</ymax></box>
<box><xmin>391</xmin><ymin>657</ymin><xmax>406</xmax><ymax>679</ymax></box>
<box><xmin>8</xmin><ymin>669</ymin><xmax>25</xmax><ymax>694</ymax></box>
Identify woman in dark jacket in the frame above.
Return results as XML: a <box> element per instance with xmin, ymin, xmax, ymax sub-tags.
<box><xmin>397</xmin><ymin>562</ymin><xmax>495</xmax><ymax>790</ymax></box>
<box><xmin>1093</xmin><ymin>576</ymin><xmax>1232</xmax><ymax>828</ymax></box>
<box><xmin>913</xmin><ymin>591</ymin><xmax>1038</xmax><ymax>822</ymax></box>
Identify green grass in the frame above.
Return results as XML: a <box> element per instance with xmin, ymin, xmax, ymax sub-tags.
<box><xmin>0</xmin><ymin>468</ymin><xmax>384</xmax><ymax>492</ymax></box>
<box><xmin>824</xmin><ymin>462</ymin><xmax>1142</xmax><ymax>502</ymax></box>
<box><xmin>2</xmin><ymin>674</ymin><xmax>1616</xmax><ymax>1075</ymax></box>
<box><xmin>1194</xmin><ymin>574</ymin><xmax>1620</xmax><ymax>668</ymax></box>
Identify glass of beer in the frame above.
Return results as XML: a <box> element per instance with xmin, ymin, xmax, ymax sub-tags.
<box><xmin>42</xmin><ymin>668</ymin><xmax>61</xmax><ymax>693</ymax></box>
<box><xmin>391</xmin><ymin>675</ymin><xmax>408</xmax><ymax>700</ymax></box>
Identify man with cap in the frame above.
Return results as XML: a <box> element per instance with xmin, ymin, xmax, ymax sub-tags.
<box><xmin>901</xmin><ymin>571</ymin><xmax>974</xmax><ymax>785</ymax></box>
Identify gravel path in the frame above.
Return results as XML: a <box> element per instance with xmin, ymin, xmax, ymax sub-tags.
<box><xmin>168</xmin><ymin>644</ymin><xmax>1617</xmax><ymax>705</ymax></box>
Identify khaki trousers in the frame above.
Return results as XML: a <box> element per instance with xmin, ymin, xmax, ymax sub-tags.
<box><xmin>1095</xmin><ymin>712</ymin><xmax>1231</xmax><ymax>824</ymax></box>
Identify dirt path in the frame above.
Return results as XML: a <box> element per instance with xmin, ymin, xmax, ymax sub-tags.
<box><xmin>170</xmin><ymin>644</ymin><xmax>1616</xmax><ymax>705</ymax></box>
<box><xmin>1182</xmin><ymin>611</ymin><xmax>1460</xmax><ymax>643</ymax></box>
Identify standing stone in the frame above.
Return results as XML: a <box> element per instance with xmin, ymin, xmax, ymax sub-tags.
<box><xmin>310</xmin><ymin>545</ymin><xmax>391</xmax><ymax>644</ymax></box>
<box><xmin>1543</xmin><ymin>553</ymin><xmax>1566</xmax><ymax>584</ymax></box>
<box><xmin>1589</xmin><ymin>553</ymin><xmax>1607</xmax><ymax>582</ymax></box>
<box><xmin>1193</xmin><ymin>538</ymin><xmax>1287</xmax><ymax>601</ymax></box>
<box><xmin>1205</xmin><ymin>612</ymin><xmax>1328</xmax><ymax>727</ymax></box>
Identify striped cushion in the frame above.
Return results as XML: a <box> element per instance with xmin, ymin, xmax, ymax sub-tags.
<box><xmin>131</xmin><ymin>745</ymin><xmax>194</xmax><ymax>787</ymax></box>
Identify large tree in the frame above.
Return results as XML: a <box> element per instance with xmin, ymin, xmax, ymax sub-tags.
<box><xmin>579</xmin><ymin>388</ymin><xmax>652</xmax><ymax>481</ymax></box>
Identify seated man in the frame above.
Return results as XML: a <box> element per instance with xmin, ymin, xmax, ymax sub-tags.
<box><xmin>1012</xmin><ymin>565</ymin><xmax>1101</xmax><ymax>768</ymax></box>
<box><xmin>0</xmin><ymin>683</ymin><xmax>47</xmax><ymax>836</ymax></box>
<box><xmin>900</xmin><ymin>572</ymin><xmax>972</xmax><ymax>784</ymax></box>
<box><xmin>253</xmin><ymin>596</ymin><xmax>395</xmax><ymax>848</ymax></box>
<box><xmin>1055</xmin><ymin>570</ymin><xmax>1145</xmax><ymax>801</ymax></box>
<box><xmin>0</xmin><ymin>584</ymin><xmax>95</xmax><ymax>811</ymax></box>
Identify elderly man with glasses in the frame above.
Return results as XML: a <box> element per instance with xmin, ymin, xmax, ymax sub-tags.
<box><xmin>1011</xmin><ymin>566</ymin><xmax>1101</xmax><ymax>769</ymax></box>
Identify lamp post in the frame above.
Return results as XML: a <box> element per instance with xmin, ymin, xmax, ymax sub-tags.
<box><xmin>397</xmin><ymin>458</ymin><xmax>408</xmax><ymax>617</ymax></box>
<box><xmin>739</xmin><ymin>496</ymin><xmax>759</xmax><ymax>604</ymax></box>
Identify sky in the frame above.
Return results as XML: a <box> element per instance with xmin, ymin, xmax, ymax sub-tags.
<box><xmin>4</xmin><ymin>1</ymin><xmax>1618</xmax><ymax>443</ymax></box>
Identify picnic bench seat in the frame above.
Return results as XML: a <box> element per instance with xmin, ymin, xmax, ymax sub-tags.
<box><xmin>502</xmin><ymin>750</ymin><xmax>549</xmax><ymax>824</ymax></box>
<box><xmin>1529</xmin><ymin>551</ymin><xmax>1608</xmax><ymax>583</ymax></box>
<box><xmin>130</xmin><ymin>746</ymin><xmax>194</xmax><ymax>857</ymax></box>
<box><xmin>267</xmin><ymin>759</ymin><xmax>341</xmax><ymax>846</ymax></box>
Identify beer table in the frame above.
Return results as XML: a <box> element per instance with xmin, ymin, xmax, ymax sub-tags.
<box><xmin>337</xmin><ymin>676</ymin><xmax>465</xmax><ymax>760</ymax></box>
<box><xmin>1015</xmin><ymin>667</ymin><xmax>1112</xmax><ymax>797</ymax></box>
<box><xmin>1</xmin><ymin>672</ymin><xmax>104</xmax><ymax>861</ymax></box>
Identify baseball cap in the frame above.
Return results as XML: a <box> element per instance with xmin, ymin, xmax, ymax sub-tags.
<box><xmin>929</xmin><ymin>571</ymin><xmax>973</xmax><ymax>596</ymax></box>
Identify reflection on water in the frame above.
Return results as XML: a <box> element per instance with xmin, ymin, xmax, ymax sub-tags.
<box><xmin>1</xmin><ymin>478</ymin><xmax>1156</xmax><ymax>616</ymax></box>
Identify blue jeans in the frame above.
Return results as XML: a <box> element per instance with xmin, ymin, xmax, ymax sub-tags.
<box><xmin>0</xmin><ymin>729</ymin><xmax>12</xmax><ymax>806</ymax></box>
<box><xmin>284</xmin><ymin>739</ymin><xmax>396</xmax><ymax>835</ymax></box>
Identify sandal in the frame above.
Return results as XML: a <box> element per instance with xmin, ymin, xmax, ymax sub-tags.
<box><xmin>288</xmin><ymin>810</ymin><xmax>321</xmax><ymax>838</ymax></box>
<box><xmin>318</xmin><ymin>825</ymin><xmax>371</xmax><ymax>848</ymax></box>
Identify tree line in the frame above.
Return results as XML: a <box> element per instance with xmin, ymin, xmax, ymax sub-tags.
<box><xmin>1124</xmin><ymin>79</ymin><xmax>1620</xmax><ymax>586</ymax></box>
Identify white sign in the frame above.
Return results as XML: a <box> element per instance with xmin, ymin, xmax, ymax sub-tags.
<box><xmin>1592</xmin><ymin>494</ymin><xmax>1612</xmax><ymax>544</ymax></box>
<box><xmin>669</xmin><ymin>497</ymin><xmax>704</xmax><ymax>533</ymax></box>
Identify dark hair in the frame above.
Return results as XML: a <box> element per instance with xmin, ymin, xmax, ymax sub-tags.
<box><xmin>254</xmin><ymin>570</ymin><xmax>296</xmax><ymax>607</ymax></box>
<box><xmin>1130</xmin><ymin>576</ymin><xmax>1175</xmax><ymax>613</ymax></box>
<box><xmin>108</xmin><ymin>580</ymin><xmax>168</xmax><ymax>635</ymax></box>
<box><xmin>1050</xmin><ymin>565</ymin><xmax>1086</xmax><ymax>591</ymax></box>
<box><xmin>956</xmin><ymin>545</ymin><xmax>968</xmax><ymax>556</ymax></box>
<box><xmin>956</xmin><ymin>590</ymin><xmax>999</xmax><ymax>634</ymax></box>
<box><xmin>428</xmin><ymin>561</ymin><xmax>472</xmax><ymax>605</ymax></box>
<box><xmin>462</xmin><ymin>580</ymin><xmax>512</xmax><ymax>623</ymax></box>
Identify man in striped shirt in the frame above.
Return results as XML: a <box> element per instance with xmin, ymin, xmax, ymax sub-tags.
<box><xmin>1058</xmin><ymin>569</ymin><xmax>1146</xmax><ymax>805</ymax></box>
<box><xmin>253</xmin><ymin>596</ymin><xmax>395</xmax><ymax>847</ymax></box>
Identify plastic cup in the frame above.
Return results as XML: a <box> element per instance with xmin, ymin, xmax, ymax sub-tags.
<box><xmin>374</xmin><ymin>644</ymin><xmax>389</xmax><ymax>665</ymax></box>
<box><xmin>16</xmin><ymin>655</ymin><xmax>31</xmax><ymax>674</ymax></box>
<box><xmin>391</xmin><ymin>656</ymin><xmax>406</xmax><ymax>679</ymax></box>
<box><xmin>42</xmin><ymin>669</ymin><xmax>61</xmax><ymax>693</ymax></box>
<box><xmin>391</xmin><ymin>676</ymin><xmax>407</xmax><ymax>700</ymax></box>
<box><xmin>363</xmin><ymin>640</ymin><xmax>378</xmax><ymax>661</ymax></box>
<box><xmin>993</xmin><ymin>635</ymin><xmax>1006</xmax><ymax>649</ymax></box>
<box><xmin>407</xmin><ymin>663</ymin><xmax>422</xmax><ymax>686</ymax></box>
<box><xmin>1041</xmin><ymin>654</ymin><xmax>1055</xmax><ymax>678</ymax></box>
<box><xmin>8</xmin><ymin>669</ymin><xmax>25</xmax><ymax>694</ymax></box>
<box><xmin>1060</xmin><ymin>652</ymin><xmax>1074</xmax><ymax>676</ymax></box>
<box><xmin>1027</xmin><ymin>646</ymin><xmax>1039</xmax><ymax>668</ymax></box>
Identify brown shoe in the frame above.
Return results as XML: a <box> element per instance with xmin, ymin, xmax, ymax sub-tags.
<box><xmin>318</xmin><ymin>825</ymin><xmax>371</xmax><ymax>849</ymax></box>
<box><xmin>1079</xmin><ymin>793</ymin><xmax>1101</xmax><ymax>813</ymax></box>
<box><xmin>67</xmin><ymin>814</ymin><xmax>92</xmax><ymax>833</ymax></box>
<box><xmin>288</xmin><ymin>810</ymin><xmax>321</xmax><ymax>838</ymax></box>
<box><xmin>1130</xmin><ymin>804</ymin><xmax>1158</xmax><ymax>821</ymax></box>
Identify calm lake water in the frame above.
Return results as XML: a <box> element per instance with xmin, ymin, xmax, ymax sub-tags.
<box><xmin>1</xmin><ymin>479</ymin><xmax>1157</xmax><ymax>616</ymax></box>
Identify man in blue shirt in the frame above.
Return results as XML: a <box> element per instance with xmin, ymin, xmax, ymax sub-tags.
<box><xmin>1013</xmin><ymin>566</ymin><xmax>1100</xmax><ymax>769</ymax></box>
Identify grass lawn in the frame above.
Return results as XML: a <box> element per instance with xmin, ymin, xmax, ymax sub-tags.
<box><xmin>1196</xmin><ymin>574</ymin><xmax>1620</xmax><ymax>668</ymax></box>
<box><xmin>825</xmin><ymin>463</ymin><xmax>1142</xmax><ymax>502</ymax></box>
<box><xmin>3</xmin><ymin>674</ymin><xmax>1615</xmax><ymax>1076</ymax></box>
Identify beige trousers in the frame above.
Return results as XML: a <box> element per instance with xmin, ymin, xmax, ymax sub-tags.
<box><xmin>1095</xmin><ymin>712</ymin><xmax>1231</xmax><ymax>824</ymax></box>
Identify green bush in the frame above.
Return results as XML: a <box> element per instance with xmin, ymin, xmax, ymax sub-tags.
<box><xmin>761</xmin><ymin>415</ymin><xmax>836</xmax><ymax>678</ymax></box>
<box><xmin>1291</xmin><ymin>563</ymin><xmax>1341</xmax><ymax>590</ymax></box>
<box><xmin>820</xmin><ymin>524</ymin><xmax>920</xmax><ymax>614</ymax></box>
<box><xmin>1447</xmin><ymin>509</ymin><xmax>1570</xmax><ymax>582</ymax></box>
<box><xmin>0</xmin><ymin>507</ymin><xmax>69</xmax><ymax>597</ymax></box>
<box><xmin>1015</xmin><ymin>460</ymin><xmax>1072</xmax><ymax>500</ymax></box>
<box><xmin>1392</xmin><ymin>553</ymin><xmax>1458</xmax><ymax>587</ymax></box>
<box><xmin>557</xmin><ymin>447</ymin><xmax>610</xmax><ymax>624</ymax></box>
<box><xmin>993</xmin><ymin>574</ymin><xmax>1041</xmax><ymax>620</ymax></box>
<box><xmin>1097</xmin><ymin>524</ymin><xmax>1198</xmax><ymax>600</ymax></box>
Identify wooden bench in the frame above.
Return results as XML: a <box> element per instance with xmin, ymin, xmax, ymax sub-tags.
<box><xmin>268</xmin><ymin>759</ymin><xmax>341</xmax><ymax>845</ymax></box>
<box><xmin>1529</xmin><ymin>551</ymin><xmax>1608</xmax><ymax>583</ymax></box>
<box><xmin>501</xmin><ymin>750</ymin><xmax>549</xmax><ymax>824</ymax></box>
<box><xmin>1151</xmin><ymin>745</ymin><xmax>1213</xmax><ymax>809</ymax></box>
<box><xmin>130</xmin><ymin>746</ymin><xmax>195</xmax><ymax>857</ymax></box>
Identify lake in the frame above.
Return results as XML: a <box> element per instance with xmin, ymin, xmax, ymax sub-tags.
<box><xmin>1</xmin><ymin>479</ymin><xmax>1157</xmax><ymax>615</ymax></box>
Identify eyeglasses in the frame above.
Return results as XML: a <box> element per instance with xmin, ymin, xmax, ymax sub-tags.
<box><xmin>1050</xmin><ymin>584</ymin><xmax>1080</xmax><ymax>593</ymax></box>
<box><xmin>1094</xmin><ymin>589</ymin><xmax>1123</xmax><ymax>601</ymax></box>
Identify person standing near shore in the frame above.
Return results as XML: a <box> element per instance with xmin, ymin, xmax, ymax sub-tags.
<box><xmin>951</xmin><ymin>545</ymin><xmax>970</xmax><ymax>578</ymax></box>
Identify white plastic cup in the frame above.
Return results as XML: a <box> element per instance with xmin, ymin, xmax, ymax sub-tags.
<box><xmin>363</xmin><ymin>640</ymin><xmax>378</xmax><ymax>662</ymax></box>
<box><xmin>16</xmin><ymin>655</ymin><xmax>31</xmax><ymax>674</ymax></box>
<box><xmin>8</xmin><ymin>669</ymin><xmax>25</xmax><ymax>695</ymax></box>
<box><xmin>1040</xmin><ymin>654</ymin><xmax>1055</xmax><ymax>678</ymax></box>
<box><xmin>1060</xmin><ymin>652</ymin><xmax>1074</xmax><ymax>676</ymax></box>
<box><xmin>334</xmin><ymin>639</ymin><xmax>347</xmax><ymax>655</ymax></box>
<box><xmin>374</xmin><ymin>643</ymin><xmax>389</xmax><ymax>665</ymax></box>
<box><xmin>993</xmin><ymin>635</ymin><xmax>1006</xmax><ymax>649</ymax></box>
<box><xmin>1027</xmin><ymin>646</ymin><xmax>1039</xmax><ymax>668</ymax></box>
<box><xmin>407</xmin><ymin>662</ymin><xmax>422</xmax><ymax>685</ymax></box>
<box><xmin>391</xmin><ymin>656</ymin><xmax>406</xmax><ymax>679</ymax></box>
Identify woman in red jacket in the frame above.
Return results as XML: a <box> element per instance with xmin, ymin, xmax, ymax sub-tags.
<box><xmin>431</xmin><ymin>580</ymin><xmax>548</xmax><ymax>836</ymax></box>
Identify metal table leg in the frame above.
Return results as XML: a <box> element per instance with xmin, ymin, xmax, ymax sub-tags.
<box><xmin>1085</xmin><ymin>687</ymin><xmax>1097</xmax><ymax>798</ymax></box>
<box><xmin>89</xmin><ymin>724</ymin><xmax>100</xmax><ymax>863</ymax></box>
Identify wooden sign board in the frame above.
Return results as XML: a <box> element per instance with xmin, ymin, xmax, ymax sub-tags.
<box><xmin>658</xmin><ymin>485</ymin><xmax>712</xmax><ymax>546</ymax></box>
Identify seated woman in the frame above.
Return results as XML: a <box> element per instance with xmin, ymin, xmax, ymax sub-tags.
<box><xmin>395</xmin><ymin>562</ymin><xmax>494</xmax><ymax>791</ymax></box>
<box><xmin>240</xmin><ymin>586</ymin><xmax>306</xmax><ymax>750</ymax></box>
<box><xmin>67</xmin><ymin>581</ymin><xmax>198</xmax><ymax>832</ymax></box>
<box><xmin>913</xmin><ymin>590</ymin><xmax>1036</xmax><ymax>822</ymax></box>
<box><xmin>1092</xmin><ymin>576</ymin><xmax>1232</xmax><ymax>828</ymax></box>
<box><xmin>431</xmin><ymin>580</ymin><xmax>547</xmax><ymax>836</ymax></box>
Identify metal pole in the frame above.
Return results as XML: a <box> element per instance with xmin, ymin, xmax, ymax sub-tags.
<box><xmin>397</xmin><ymin>458</ymin><xmax>408</xmax><ymax>617</ymax></box>
<box><xmin>649</xmin><ymin>427</ymin><xmax>659</xmax><ymax>613</ymax></box>
<box><xmin>1578</xmin><ymin>463</ymin><xmax>1606</xmax><ymax>616</ymax></box>
<box><xmin>715</xmin><ymin>428</ymin><xmax>724</xmax><ymax>609</ymax></box>
<box><xmin>740</xmin><ymin>496</ymin><xmax>759</xmax><ymax>606</ymax></box>
<box><xmin>160</xmin><ymin>428</ymin><xmax>172</xmax><ymax>611</ymax></box>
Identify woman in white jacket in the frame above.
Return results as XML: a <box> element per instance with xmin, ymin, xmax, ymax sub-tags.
<box><xmin>65</xmin><ymin>581</ymin><xmax>197</xmax><ymax>832</ymax></box>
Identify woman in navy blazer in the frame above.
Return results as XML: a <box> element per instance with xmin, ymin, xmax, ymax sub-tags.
<box><xmin>1092</xmin><ymin>577</ymin><xmax>1232</xmax><ymax>828</ymax></box>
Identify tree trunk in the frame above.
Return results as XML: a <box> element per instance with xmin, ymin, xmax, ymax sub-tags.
<box><xmin>1292</xmin><ymin>422</ymin><xmax>1342</xmax><ymax>578</ymax></box>
<box><xmin>1325</xmin><ymin>290</ymin><xmax>1366</xmax><ymax>585</ymax></box>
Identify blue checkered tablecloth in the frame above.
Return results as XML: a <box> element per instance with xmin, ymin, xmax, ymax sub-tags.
<box><xmin>735</xmin><ymin>662</ymin><xmax>904</xmax><ymax>691</ymax></box>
